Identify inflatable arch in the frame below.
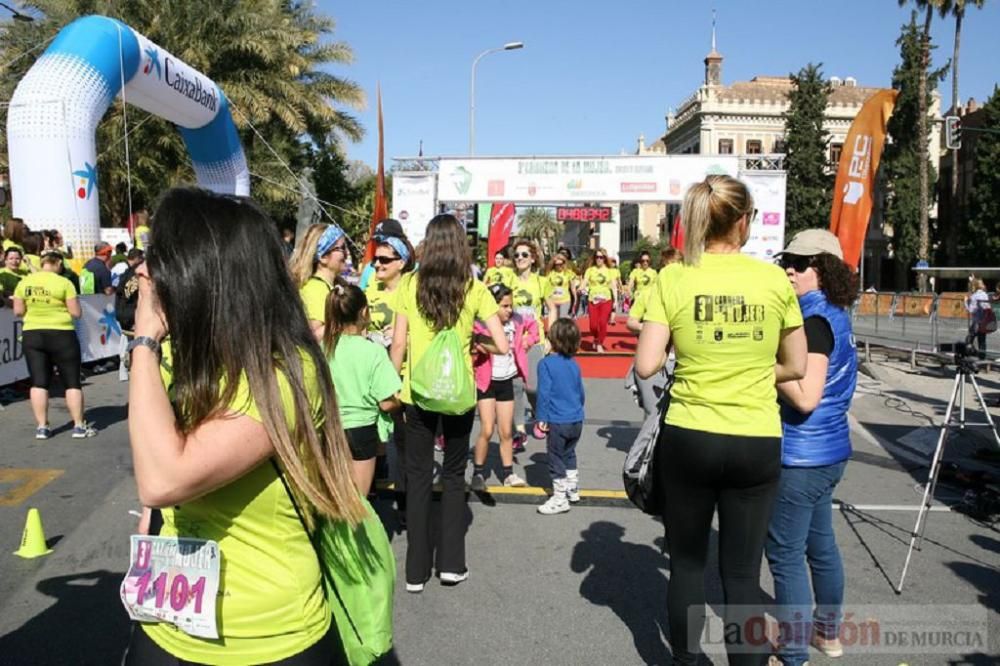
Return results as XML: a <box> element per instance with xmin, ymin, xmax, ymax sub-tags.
<box><xmin>6</xmin><ymin>15</ymin><xmax>249</xmax><ymax>255</ymax></box>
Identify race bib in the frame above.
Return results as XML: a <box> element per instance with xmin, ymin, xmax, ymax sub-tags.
<box><xmin>120</xmin><ymin>535</ymin><xmax>221</xmax><ymax>639</ymax></box>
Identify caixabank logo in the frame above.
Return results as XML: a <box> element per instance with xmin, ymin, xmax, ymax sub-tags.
<box><xmin>72</xmin><ymin>162</ymin><xmax>98</xmax><ymax>200</ymax></box>
<box><xmin>143</xmin><ymin>46</ymin><xmax>162</xmax><ymax>79</ymax></box>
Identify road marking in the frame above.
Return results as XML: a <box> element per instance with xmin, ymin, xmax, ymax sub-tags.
<box><xmin>0</xmin><ymin>468</ymin><xmax>64</xmax><ymax>506</ymax></box>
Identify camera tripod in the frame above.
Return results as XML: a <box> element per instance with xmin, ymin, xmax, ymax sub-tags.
<box><xmin>896</xmin><ymin>356</ymin><xmax>1000</xmax><ymax>593</ymax></box>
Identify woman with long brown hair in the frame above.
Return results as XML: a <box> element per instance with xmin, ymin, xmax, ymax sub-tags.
<box><xmin>390</xmin><ymin>214</ymin><xmax>508</xmax><ymax>593</ymax></box>
<box><xmin>290</xmin><ymin>222</ymin><xmax>349</xmax><ymax>341</ymax></box>
<box><xmin>122</xmin><ymin>188</ymin><xmax>364</xmax><ymax>665</ymax></box>
<box><xmin>582</xmin><ymin>248</ymin><xmax>618</xmax><ymax>352</ymax></box>
<box><xmin>636</xmin><ymin>175</ymin><xmax>806</xmax><ymax>665</ymax></box>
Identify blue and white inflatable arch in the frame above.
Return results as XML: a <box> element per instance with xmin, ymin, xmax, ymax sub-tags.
<box><xmin>6</xmin><ymin>15</ymin><xmax>249</xmax><ymax>254</ymax></box>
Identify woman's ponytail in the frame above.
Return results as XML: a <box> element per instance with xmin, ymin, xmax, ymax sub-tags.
<box><xmin>322</xmin><ymin>279</ymin><xmax>368</xmax><ymax>356</ymax></box>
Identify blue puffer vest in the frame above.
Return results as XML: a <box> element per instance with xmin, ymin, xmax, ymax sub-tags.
<box><xmin>781</xmin><ymin>289</ymin><xmax>857</xmax><ymax>467</ymax></box>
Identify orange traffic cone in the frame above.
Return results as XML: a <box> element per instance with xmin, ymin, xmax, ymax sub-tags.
<box><xmin>14</xmin><ymin>507</ymin><xmax>53</xmax><ymax>559</ymax></box>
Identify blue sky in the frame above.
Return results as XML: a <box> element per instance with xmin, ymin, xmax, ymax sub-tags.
<box><xmin>323</xmin><ymin>0</ymin><xmax>1000</xmax><ymax>168</ymax></box>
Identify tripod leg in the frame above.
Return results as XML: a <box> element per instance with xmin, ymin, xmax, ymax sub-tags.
<box><xmin>897</xmin><ymin>371</ymin><xmax>961</xmax><ymax>593</ymax></box>
<box><xmin>968</xmin><ymin>374</ymin><xmax>1000</xmax><ymax>448</ymax></box>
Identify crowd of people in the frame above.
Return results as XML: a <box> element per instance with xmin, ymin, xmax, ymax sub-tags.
<box><xmin>4</xmin><ymin>174</ymin><xmax>870</xmax><ymax>665</ymax></box>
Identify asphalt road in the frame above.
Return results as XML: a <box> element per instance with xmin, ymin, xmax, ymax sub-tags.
<box><xmin>1</xmin><ymin>366</ymin><xmax>998</xmax><ymax>665</ymax></box>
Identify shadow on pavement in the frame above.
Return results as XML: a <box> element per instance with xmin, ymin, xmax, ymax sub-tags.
<box><xmin>0</xmin><ymin>569</ymin><xmax>130</xmax><ymax>666</ymax></box>
<box><xmin>87</xmin><ymin>404</ymin><xmax>128</xmax><ymax>430</ymax></box>
<box><xmin>570</xmin><ymin>520</ymin><xmax>671</xmax><ymax>665</ymax></box>
<box><xmin>596</xmin><ymin>423</ymin><xmax>640</xmax><ymax>453</ymax></box>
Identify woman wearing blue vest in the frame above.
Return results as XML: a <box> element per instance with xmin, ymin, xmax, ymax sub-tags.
<box><xmin>767</xmin><ymin>229</ymin><xmax>858</xmax><ymax>666</ymax></box>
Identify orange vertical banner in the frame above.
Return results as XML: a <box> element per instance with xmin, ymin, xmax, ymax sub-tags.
<box><xmin>829</xmin><ymin>89</ymin><xmax>898</xmax><ymax>270</ymax></box>
<box><xmin>364</xmin><ymin>84</ymin><xmax>388</xmax><ymax>263</ymax></box>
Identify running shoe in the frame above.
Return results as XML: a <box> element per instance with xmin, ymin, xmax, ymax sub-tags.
<box><xmin>35</xmin><ymin>426</ymin><xmax>51</xmax><ymax>440</ymax></box>
<box><xmin>71</xmin><ymin>424</ymin><xmax>97</xmax><ymax>439</ymax></box>
<box><xmin>566</xmin><ymin>485</ymin><xmax>581</xmax><ymax>503</ymax></box>
<box><xmin>503</xmin><ymin>473</ymin><xmax>527</xmax><ymax>488</ymax></box>
<box><xmin>434</xmin><ymin>435</ymin><xmax>445</xmax><ymax>452</ymax></box>
<box><xmin>537</xmin><ymin>494</ymin><xmax>570</xmax><ymax>515</ymax></box>
<box><xmin>406</xmin><ymin>579</ymin><xmax>428</xmax><ymax>593</ymax></box>
<box><xmin>439</xmin><ymin>570</ymin><xmax>469</xmax><ymax>586</ymax></box>
<box><xmin>811</xmin><ymin>633</ymin><xmax>844</xmax><ymax>658</ymax></box>
<box><xmin>470</xmin><ymin>473</ymin><xmax>487</xmax><ymax>492</ymax></box>
<box><xmin>512</xmin><ymin>431</ymin><xmax>527</xmax><ymax>453</ymax></box>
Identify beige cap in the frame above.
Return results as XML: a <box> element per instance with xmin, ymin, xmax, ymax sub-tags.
<box><xmin>781</xmin><ymin>228</ymin><xmax>843</xmax><ymax>260</ymax></box>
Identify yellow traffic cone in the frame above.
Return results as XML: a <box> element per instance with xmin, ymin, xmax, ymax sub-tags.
<box><xmin>13</xmin><ymin>507</ymin><xmax>53</xmax><ymax>559</ymax></box>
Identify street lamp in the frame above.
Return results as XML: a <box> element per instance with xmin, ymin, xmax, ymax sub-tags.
<box><xmin>469</xmin><ymin>41</ymin><xmax>523</xmax><ymax>155</ymax></box>
<box><xmin>0</xmin><ymin>2</ymin><xmax>34</xmax><ymax>21</ymax></box>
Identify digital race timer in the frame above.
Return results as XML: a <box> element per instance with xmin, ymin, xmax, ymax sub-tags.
<box><xmin>556</xmin><ymin>206</ymin><xmax>612</xmax><ymax>222</ymax></box>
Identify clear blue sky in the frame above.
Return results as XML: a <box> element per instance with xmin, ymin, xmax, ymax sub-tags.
<box><xmin>322</xmin><ymin>0</ymin><xmax>1000</xmax><ymax>167</ymax></box>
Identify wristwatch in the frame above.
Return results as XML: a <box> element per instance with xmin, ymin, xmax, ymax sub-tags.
<box><xmin>124</xmin><ymin>336</ymin><xmax>161</xmax><ymax>370</ymax></box>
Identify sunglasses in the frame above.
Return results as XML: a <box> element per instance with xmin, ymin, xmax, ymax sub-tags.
<box><xmin>778</xmin><ymin>254</ymin><xmax>813</xmax><ymax>273</ymax></box>
<box><xmin>514</xmin><ymin>251</ymin><xmax>532</xmax><ymax>259</ymax></box>
<box><xmin>596</xmin><ymin>255</ymin><xmax>606</xmax><ymax>260</ymax></box>
<box><xmin>554</xmin><ymin>262</ymin><xmax>565</xmax><ymax>267</ymax></box>
<box><xmin>372</xmin><ymin>255</ymin><xmax>401</xmax><ymax>265</ymax></box>
<box><xmin>330</xmin><ymin>244</ymin><xmax>347</xmax><ymax>256</ymax></box>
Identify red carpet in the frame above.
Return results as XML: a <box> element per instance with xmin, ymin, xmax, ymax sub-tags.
<box><xmin>573</xmin><ymin>315</ymin><xmax>635</xmax><ymax>379</ymax></box>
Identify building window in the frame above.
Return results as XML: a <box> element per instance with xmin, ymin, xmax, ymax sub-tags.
<box><xmin>746</xmin><ymin>140</ymin><xmax>762</xmax><ymax>154</ymax></box>
<box><xmin>773</xmin><ymin>139</ymin><xmax>787</xmax><ymax>154</ymax></box>
<box><xmin>830</xmin><ymin>143</ymin><xmax>844</xmax><ymax>165</ymax></box>
<box><xmin>718</xmin><ymin>139</ymin><xmax>734</xmax><ymax>154</ymax></box>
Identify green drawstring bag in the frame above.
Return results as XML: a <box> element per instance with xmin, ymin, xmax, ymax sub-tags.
<box><xmin>410</xmin><ymin>327</ymin><xmax>476</xmax><ymax>415</ymax></box>
<box><xmin>273</xmin><ymin>461</ymin><xmax>396</xmax><ymax>666</ymax></box>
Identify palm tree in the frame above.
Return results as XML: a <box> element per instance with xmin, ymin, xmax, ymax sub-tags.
<box><xmin>517</xmin><ymin>207</ymin><xmax>562</xmax><ymax>257</ymax></box>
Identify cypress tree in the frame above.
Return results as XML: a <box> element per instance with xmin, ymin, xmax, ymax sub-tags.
<box><xmin>783</xmin><ymin>63</ymin><xmax>833</xmax><ymax>237</ymax></box>
<box><xmin>963</xmin><ymin>87</ymin><xmax>1000</xmax><ymax>264</ymax></box>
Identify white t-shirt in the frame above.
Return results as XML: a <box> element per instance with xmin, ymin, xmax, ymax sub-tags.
<box><xmin>111</xmin><ymin>261</ymin><xmax>130</xmax><ymax>288</ymax></box>
<box><xmin>491</xmin><ymin>321</ymin><xmax>517</xmax><ymax>381</ymax></box>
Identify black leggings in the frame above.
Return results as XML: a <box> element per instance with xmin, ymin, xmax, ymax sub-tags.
<box><xmin>122</xmin><ymin>622</ymin><xmax>346</xmax><ymax>665</ymax></box>
<box><xmin>656</xmin><ymin>424</ymin><xmax>781</xmax><ymax>666</ymax></box>
<box><xmin>22</xmin><ymin>329</ymin><xmax>82</xmax><ymax>390</ymax></box>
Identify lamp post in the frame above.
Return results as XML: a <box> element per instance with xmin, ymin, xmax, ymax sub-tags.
<box><xmin>469</xmin><ymin>41</ymin><xmax>523</xmax><ymax>155</ymax></box>
<box><xmin>0</xmin><ymin>2</ymin><xmax>34</xmax><ymax>21</ymax></box>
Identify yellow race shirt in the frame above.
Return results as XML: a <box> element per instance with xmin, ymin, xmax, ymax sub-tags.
<box><xmin>510</xmin><ymin>272</ymin><xmax>545</xmax><ymax>318</ymax></box>
<box><xmin>629</xmin><ymin>286</ymin><xmax>651</xmax><ymax>322</ymax></box>
<box><xmin>144</xmin><ymin>354</ymin><xmax>331</xmax><ymax>664</ymax></box>
<box><xmin>629</xmin><ymin>267</ymin><xmax>658</xmax><ymax>297</ymax></box>
<box><xmin>483</xmin><ymin>266</ymin><xmax>515</xmax><ymax>288</ymax></box>
<box><xmin>135</xmin><ymin>224</ymin><xmax>151</xmax><ymax>250</ymax></box>
<box><xmin>396</xmin><ymin>276</ymin><xmax>499</xmax><ymax>403</ymax></box>
<box><xmin>544</xmin><ymin>269</ymin><xmax>575</xmax><ymax>305</ymax></box>
<box><xmin>13</xmin><ymin>271</ymin><xmax>77</xmax><ymax>331</ymax></box>
<box><xmin>0</xmin><ymin>267</ymin><xmax>22</xmax><ymax>296</ymax></box>
<box><xmin>584</xmin><ymin>266</ymin><xmax>617</xmax><ymax>301</ymax></box>
<box><xmin>299</xmin><ymin>275</ymin><xmax>333</xmax><ymax>325</ymax></box>
<box><xmin>644</xmin><ymin>253</ymin><xmax>803</xmax><ymax>437</ymax></box>
<box><xmin>365</xmin><ymin>279</ymin><xmax>402</xmax><ymax>334</ymax></box>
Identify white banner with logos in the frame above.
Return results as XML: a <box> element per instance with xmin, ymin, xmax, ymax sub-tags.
<box><xmin>391</xmin><ymin>172</ymin><xmax>438</xmax><ymax>246</ymax></box>
<box><xmin>740</xmin><ymin>170</ymin><xmax>787</xmax><ymax>263</ymax></box>
<box><xmin>436</xmin><ymin>155</ymin><xmax>740</xmax><ymax>203</ymax></box>
<box><xmin>0</xmin><ymin>294</ymin><xmax>123</xmax><ymax>386</ymax></box>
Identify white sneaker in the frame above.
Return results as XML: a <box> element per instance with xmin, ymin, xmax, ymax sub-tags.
<box><xmin>405</xmin><ymin>581</ymin><xmax>425</xmax><ymax>593</ymax></box>
<box><xmin>566</xmin><ymin>485</ymin><xmax>581</xmax><ymax>503</ymax></box>
<box><xmin>439</xmin><ymin>570</ymin><xmax>469</xmax><ymax>586</ymax></box>
<box><xmin>538</xmin><ymin>494</ymin><xmax>570</xmax><ymax>515</ymax></box>
<box><xmin>566</xmin><ymin>470</ymin><xmax>580</xmax><ymax>503</ymax></box>
<box><xmin>503</xmin><ymin>473</ymin><xmax>527</xmax><ymax>488</ymax></box>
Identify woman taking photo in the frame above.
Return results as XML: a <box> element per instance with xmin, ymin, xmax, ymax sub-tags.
<box><xmin>766</xmin><ymin>230</ymin><xmax>857</xmax><ymax>666</ymax></box>
<box><xmin>290</xmin><ymin>222</ymin><xmax>349</xmax><ymax>340</ymax></box>
<box><xmin>964</xmin><ymin>276</ymin><xmax>992</xmax><ymax>357</ymax></box>
<box><xmin>13</xmin><ymin>252</ymin><xmax>95</xmax><ymax>439</ymax></box>
<box><xmin>122</xmin><ymin>188</ymin><xmax>364</xmax><ymax>665</ymax></box>
<box><xmin>636</xmin><ymin>175</ymin><xmax>806</xmax><ymax>666</ymax></box>
<box><xmin>390</xmin><ymin>214</ymin><xmax>508</xmax><ymax>593</ymax></box>
<box><xmin>582</xmin><ymin>248</ymin><xmax>618</xmax><ymax>352</ymax></box>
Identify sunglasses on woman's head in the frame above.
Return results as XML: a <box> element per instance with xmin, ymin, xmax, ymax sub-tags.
<box><xmin>514</xmin><ymin>251</ymin><xmax>532</xmax><ymax>259</ymax></box>
<box><xmin>778</xmin><ymin>254</ymin><xmax>813</xmax><ymax>273</ymax></box>
<box><xmin>372</xmin><ymin>255</ymin><xmax>400</xmax><ymax>265</ymax></box>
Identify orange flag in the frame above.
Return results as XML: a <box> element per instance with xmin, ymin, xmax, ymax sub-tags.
<box><xmin>364</xmin><ymin>84</ymin><xmax>388</xmax><ymax>263</ymax></box>
<box><xmin>829</xmin><ymin>89</ymin><xmax>898</xmax><ymax>270</ymax></box>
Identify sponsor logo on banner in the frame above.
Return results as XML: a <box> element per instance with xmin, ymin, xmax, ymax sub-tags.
<box><xmin>621</xmin><ymin>182</ymin><xmax>657</xmax><ymax>193</ymax></box>
<box><xmin>763</xmin><ymin>212</ymin><xmax>781</xmax><ymax>226</ymax></box>
<box><xmin>843</xmin><ymin>135</ymin><xmax>873</xmax><ymax>205</ymax></box>
<box><xmin>143</xmin><ymin>47</ymin><xmax>162</xmax><ymax>79</ymax></box>
<box><xmin>164</xmin><ymin>58</ymin><xmax>218</xmax><ymax>112</ymax></box>
<box><xmin>73</xmin><ymin>162</ymin><xmax>98</xmax><ymax>200</ymax></box>
<box><xmin>669</xmin><ymin>180</ymin><xmax>681</xmax><ymax>195</ymax></box>
<box><xmin>528</xmin><ymin>184</ymin><xmax>537</xmax><ymax>197</ymax></box>
<box><xmin>566</xmin><ymin>179</ymin><xmax>583</xmax><ymax>190</ymax></box>
<box><xmin>98</xmin><ymin>305</ymin><xmax>122</xmax><ymax>345</ymax></box>
<box><xmin>488</xmin><ymin>180</ymin><xmax>505</xmax><ymax>196</ymax></box>
<box><xmin>450</xmin><ymin>167</ymin><xmax>473</xmax><ymax>195</ymax></box>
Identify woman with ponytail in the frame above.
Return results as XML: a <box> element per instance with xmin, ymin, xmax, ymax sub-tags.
<box><xmin>635</xmin><ymin>175</ymin><xmax>807</xmax><ymax>666</ymax></box>
<box><xmin>123</xmin><ymin>188</ymin><xmax>364</xmax><ymax>665</ymax></box>
<box><xmin>290</xmin><ymin>222</ymin><xmax>349</xmax><ymax>341</ymax></box>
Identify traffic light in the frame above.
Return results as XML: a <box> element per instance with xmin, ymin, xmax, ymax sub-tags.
<box><xmin>945</xmin><ymin>115</ymin><xmax>962</xmax><ymax>150</ymax></box>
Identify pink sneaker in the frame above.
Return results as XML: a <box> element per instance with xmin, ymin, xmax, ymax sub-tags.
<box><xmin>512</xmin><ymin>431</ymin><xmax>527</xmax><ymax>453</ymax></box>
<box><xmin>434</xmin><ymin>435</ymin><xmax>445</xmax><ymax>452</ymax></box>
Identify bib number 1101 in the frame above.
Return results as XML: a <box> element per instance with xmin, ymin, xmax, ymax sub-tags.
<box><xmin>134</xmin><ymin>570</ymin><xmax>208</xmax><ymax>613</ymax></box>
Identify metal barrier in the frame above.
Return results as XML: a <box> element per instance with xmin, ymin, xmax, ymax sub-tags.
<box><xmin>852</xmin><ymin>291</ymin><xmax>978</xmax><ymax>352</ymax></box>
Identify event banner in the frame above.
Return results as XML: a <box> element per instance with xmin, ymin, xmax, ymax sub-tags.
<box><xmin>829</xmin><ymin>89</ymin><xmax>898</xmax><ymax>270</ymax></box>
<box><xmin>437</xmin><ymin>156</ymin><xmax>739</xmax><ymax>203</ymax></box>
<box><xmin>391</xmin><ymin>172</ymin><xmax>437</xmax><ymax>246</ymax></box>
<box><xmin>740</xmin><ymin>170</ymin><xmax>787</xmax><ymax>263</ymax></box>
<box><xmin>0</xmin><ymin>294</ymin><xmax>123</xmax><ymax>386</ymax></box>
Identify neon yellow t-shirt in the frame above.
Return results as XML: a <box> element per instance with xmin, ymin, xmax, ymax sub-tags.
<box><xmin>584</xmin><ymin>266</ymin><xmax>617</xmax><ymax>301</ymax></box>
<box><xmin>365</xmin><ymin>279</ymin><xmax>402</xmax><ymax>334</ymax></box>
<box><xmin>299</xmin><ymin>275</ymin><xmax>333</xmax><ymax>324</ymax></box>
<box><xmin>483</xmin><ymin>266</ymin><xmax>515</xmax><ymax>288</ymax></box>
<box><xmin>135</xmin><ymin>224</ymin><xmax>151</xmax><ymax>250</ymax></box>
<box><xmin>544</xmin><ymin>269</ymin><xmax>575</xmax><ymax>305</ymax></box>
<box><xmin>13</xmin><ymin>271</ymin><xmax>77</xmax><ymax>331</ymax></box>
<box><xmin>510</xmin><ymin>272</ymin><xmax>545</xmax><ymax>317</ymax></box>
<box><xmin>629</xmin><ymin>286</ymin><xmax>651</xmax><ymax>322</ymax></box>
<box><xmin>644</xmin><ymin>253</ymin><xmax>803</xmax><ymax>437</ymax></box>
<box><xmin>0</xmin><ymin>267</ymin><xmax>22</xmax><ymax>296</ymax></box>
<box><xmin>2</xmin><ymin>239</ymin><xmax>23</xmax><ymax>253</ymax></box>
<box><xmin>629</xmin><ymin>267</ymin><xmax>658</xmax><ymax>297</ymax></box>
<box><xmin>396</xmin><ymin>276</ymin><xmax>499</xmax><ymax>404</ymax></box>
<box><xmin>19</xmin><ymin>254</ymin><xmax>41</xmax><ymax>275</ymax></box>
<box><xmin>144</xmin><ymin>354</ymin><xmax>331</xmax><ymax>664</ymax></box>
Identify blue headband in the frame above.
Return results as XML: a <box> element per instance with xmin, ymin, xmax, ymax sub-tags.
<box><xmin>376</xmin><ymin>235</ymin><xmax>410</xmax><ymax>264</ymax></box>
<box><xmin>315</xmin><ymin>224</ymin><xmax>346</xmax><ymax>261</ymax></box>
